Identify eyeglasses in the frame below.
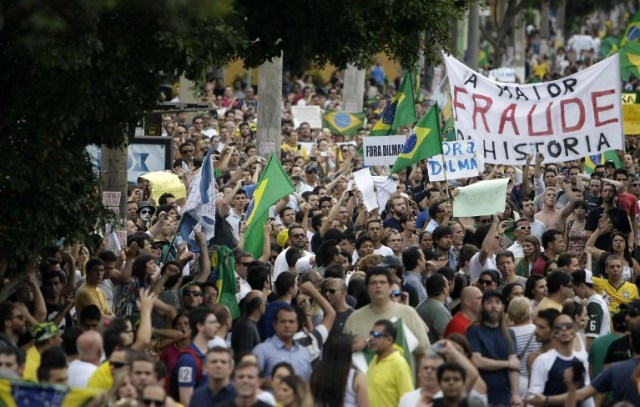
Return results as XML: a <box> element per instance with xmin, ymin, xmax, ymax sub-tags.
<box><xmin>183</xmin><ymin>291</ymin><xmax>202</xmax><ymax>297</ymax></box>
<box><xmin>390</xmin><ymin>290</ymin><xmax>402</xmax><ymax>297</ymax></box>
<box><xmin>324</xmin><ymin>288</ymin><xmax>337</xmax><ymax>295</ymax></box>
<box><xmin>142</xmin><ymin>399</ymin><xmax>166</xmax><ymax>407</ymax></box>
<box><xmin>515</xmin><ymin>226</ymin><xmax>531</xmax><ymax>230</ymax></box>
<box><xmin>553</xmin><ymin>322</ymin><xmax>574</xmax><ymax>330</ymax></box>
<box><xmin>369</xmin><ymin>331</ymin><xmax>388</xmax><ymax>339</ymax></box>
<box><xmin>110</xmin><ymin>361</ymin><xmax>127</xmax><ymax>369</ymax></box>
<box><xmin>180</xmin><ymin>149</ymin><xmax>194</xmax><ymax>154</ymax></box>
<box><xmin>632</xmin><ymin>183</ymin><xmax>640</xmax><ymax>187</ymax></box>
<box><xmin>478</xmin><ymin>279</ymin><xmax>495</xmax><ymax>286</ymax></box>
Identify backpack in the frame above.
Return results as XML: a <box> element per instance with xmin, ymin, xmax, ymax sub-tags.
<box><xmin>169</xmin><ymin>347</ymin><xmax>203</xmax><ymax>400</ymax></box>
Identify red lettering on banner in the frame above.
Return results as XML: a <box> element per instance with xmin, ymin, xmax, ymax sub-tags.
<box><xmin>453</xmin><ymin>86</ymin><xmax>468</xmax><ymax>120</ymax></box>
<box><xmin>498</xmin><ymin>103</ymin><xmax>520</xmax><ymax>135</ymax></box>
<box><xmin>592</xmin><ymin>89</ymin><xmax>618</xmax><ymax>127</ymax></box>
<box><xmin>560</xmin><ymin>98</ymin><xmax>585</xmax><ymax>132</ymax></box>
<box><xmin>471</xmin><ymin>93</ymin><xmax>492</xmax><ymax>132</ymax></box>
<box><xmin>527</xmin><ymin>102</ymin><xmax>554</xmax><ymax>136</ymax></box>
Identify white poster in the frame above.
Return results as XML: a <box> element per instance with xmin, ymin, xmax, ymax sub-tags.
<box><xmin>292</xmin><ymin>106</ymin><xmax>322</xmax><ymax>129</ymax></box>
<box><xmin>444</xmin><ymin>54</ymin><xmax>624</xmax><ymax>165</ymax></box>
<box><xmin>427</xmin><ymin>140</ymin><xmax>485</xmax><ymax>181</ymax></box>
<box><xmin>362</xmin><ymin>135</ymin><xmax>407</xmax><ymax>166</ymax></box>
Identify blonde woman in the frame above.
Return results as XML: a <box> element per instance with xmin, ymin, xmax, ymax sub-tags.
<box><xmin>507</xmin><ymin>297</ymin><xmax>540</xmax><ymax>397</ymax></box>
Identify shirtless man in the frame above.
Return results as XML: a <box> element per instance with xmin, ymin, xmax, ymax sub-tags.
<box><xmin>535</xmin><ymin>179</ymin><xmax>578</xmax><ymax>231</ymax></box>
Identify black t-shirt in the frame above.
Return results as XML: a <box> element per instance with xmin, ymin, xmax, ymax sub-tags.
<box><xmin>218</xmin><ymin>400</ymin><xmax>271</xmax><ymax>407</ymax></box>
<box><xmin>585</xmin><ymin>207</ymin><xmax>631</xmax><ymax>250</ymax></box>
<box><xmin>231</xmin><ymin>317</ymin><xmax>261</xmax><ymax>354</ymax></box>
<box><xmin>212</xmin><ymin>212</ymin><xmax>238</xmax><ymax>249</ymax></box>
<box><xmin>604</xmin><ymin>335</ymin><xmax>632</xmax><ymax>364</ymax></box>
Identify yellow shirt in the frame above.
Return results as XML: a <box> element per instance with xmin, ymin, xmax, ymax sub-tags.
<box><xmin>281</xmin><ymin>143</ymin><xmax>308</xmax><ymax>159</ymax></box>
<box><xmin>87</xmin><ymin>360</ymin><xmax>112</xmax><ymax>389</ymax></box>
<box><xmin>75</xmin><ymin>283</ymin><xmax>110</xmax><ymax>322</ymax></box>
<box><xmin>366</xmin><ymin>351</ymin><xmax>413</xmax><ymax>407</ymax></box>
<box><xmin>22</xmin><ymin>346</ymin><xmax>40</xmax><ymax>382</ymax></box>
<box><xmin>593</xmin><ymin>277</ymin><xmax>639</xmax><ymax>315</ymax></box>
<box><xmin>536</xmin><ymin>297</ymin><xmax>563</xmax><ymax>314</ymax></box>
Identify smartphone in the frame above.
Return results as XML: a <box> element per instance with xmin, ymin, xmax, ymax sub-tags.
<box><xmin>297</xmin><ymin>144</ymin><xmax>301</xmax><ymax>151</ymax></box>
<box><xmin>348</xmin><ymin>191</ymin><xmax>354</xmax><ymax>197</ymax></box>
<box><xmin>571</xmin><ymin>361</ymin><xmax>585</xmax><ymax>384</ymax></box>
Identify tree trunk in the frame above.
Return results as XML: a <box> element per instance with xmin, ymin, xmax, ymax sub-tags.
<box><xmin>540</xmin><ymin>1</ymin><xmax>550</xmax><ymax>39</ymax></box>
<box><xmin>256</xmin><ymin>54</ymin><xmax>283</xmax><ymax>160</ymax></box>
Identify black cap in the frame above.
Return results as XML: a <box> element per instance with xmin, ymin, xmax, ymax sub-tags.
<box><xmin>482</xmin><ymin>289</ymin><xmax>505</xmax><ymax>304</ymax></box>
<box><xmin>621</xmin><ymin>299</ymin><xmax>640</xmax><ymax>316</ymax></box>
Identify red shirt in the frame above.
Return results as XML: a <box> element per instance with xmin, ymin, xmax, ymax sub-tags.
<box><xmin>443</xmin><ymin>311</ymin><xmax>471</xmax><ymax>338</ymax></box>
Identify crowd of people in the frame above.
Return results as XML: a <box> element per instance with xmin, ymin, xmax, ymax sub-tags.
<box><xmin>6</xmin><ymin>21</ymin><xmax>640</xmax><ymax>406</ymax></box>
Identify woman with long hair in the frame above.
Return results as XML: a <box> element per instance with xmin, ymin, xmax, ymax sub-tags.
<box><xmin>276</xmin><ymin>374</ymin><xmax>314</xmax><ymax>407</ymax></box>
<box><xmin>507</xmin><ymin>297</ymin><xmax>540</xmax><ymax>397</ymax></box>
<box><xmin>107</xmin><ymin>369</ymin><xmax>137</xmax><ymax>407</ymax></box>
<box><xmin>586</xmin><ymin>230</ymin><xmax>640</xmax><ymax>282</ymax></box>
<box><xmin>159</xmin><ymin>312</ymin><xmax>190</xmax><ymax>375</ymax></box>
<box><xmin>115</xmin><ymin>254</ymin><xmax>157</xmax><ymax>317</ymax></box>
<box><xmin>564</xmin><ymin>200</ymin><xmax>589</xmax><ymax>258</ymax></box>
<box><xmin>516</xmin><ymin>235</ymin><xmax>541</xmax><ymax>278</ymax></box>
<box><xmin>562</xmin><ymin>300</ymin><xmax>589</xmax><ymax>360</ymax></box>
<box><xmin>310</xmin><ymin>334</ymin><xmax>369</xmax><ymax>407</ymax></box>
<box><xmin>399</xmin><ymin>214</ymin><xmax>419</xmax><ymax>250</ymax></box>
<box><xmin>524</xmin><ymin>275</ymin><xmax>547</xmax><ymax>312</ymax></box>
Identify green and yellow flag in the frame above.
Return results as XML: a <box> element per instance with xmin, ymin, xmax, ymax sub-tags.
<box><xmin>370</xmin><ymin>71</ymin><xmax>416</xmax><ymax>136</ymax></box>
<box><xmin>600</xmin><ymin>35</ymin><xmax>620</xmax><ymax>58</ymax></box>
<box><xmin>212</xmin><ymin>245</ymin><xmax>240</xmax><ymax>319</ymax></box>
<box><xmin>323</xmin><ymin>110</ymin><xmax>365</xmax><ymax>136</ymax></box>
<box><xmin>619</xmin><ymin>41</ymin><xmax>640</xmax><ymax>81</ymax></box>
<box><xmin>391</xmin><ymin>105</ymin><xmax>443</xmax><ymax>174</ymax></box>
<box><xmin>583</xmin><ymin>151</ymin><xmax>622</xmax><ymax>174</ymax></box>
<box><xmin>621</xmin><ymin>10</ymin><xmax>640</xmax><ymax>47</ymax></box>
<box><xmin>243</xmin><ymin>155</ymin><xmax>295</xmax><ymax>258</ymax></box>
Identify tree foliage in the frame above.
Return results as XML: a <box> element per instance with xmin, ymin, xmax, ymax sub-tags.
<box><xmin>0</xmin><ymin>0</ymin><xmax>473</xmax><ymax>300</ymax></box>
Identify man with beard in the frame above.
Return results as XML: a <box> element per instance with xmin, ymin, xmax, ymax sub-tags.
<box><xmin>272</xmin><ymin>224</ymin><xmax>311</xmax><ymax>283</ymax></box>
<box><xmin>466</xmin><ymin>291</ymin><xmax>521</xmax><ymax>407</ymax></box>
<box><xmin>383</xmin><ymin>195</ymin><xmax>407</xmax><ymax>232</ymax></box>
<box><xmin>526</xmin><ymin>308</ymin><xmax>560</xmax><ymax>376</ymax></box>
<box><xmin>432</xmin><ymin>226</ymin><xmax>454</xmax><ymax>270</ymax></box>
<box><xmin>585</xmin><ymin>183</ymin><xmax>633</xmax><ymax>251</ymax></box>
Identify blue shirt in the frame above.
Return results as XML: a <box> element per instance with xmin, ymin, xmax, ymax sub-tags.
<box><xmin>467</xmin><ymin>324</ymin><xmax>517</xmax><ymax>406</ymax></box>
<box><xmin>416</xmin><ymin>210</ymin><xmax>429</xmax><ymax>229</ymax></box>
<box><xmin>189</xmin><ymin>383</ymin><xmax>235</xmax><ymax>407</ymax></box>
<box><xmin>591</xmin><ymin>357</ymin><xmax>640</xmax><ymax>405</ymax></box>
<box><xmin>253</xmin><ymin>334</ymin><xmax>312</xmax><ymax>380</ymax></box>
<box><xmin>175</xmin><ymin>344</ymin><xmax>207</xmax><ymax>389</ymax></box>
<box><xmin>258</xmin><ymin>301</ymin><xmax>290</xmax><ymax>340</ymax></box>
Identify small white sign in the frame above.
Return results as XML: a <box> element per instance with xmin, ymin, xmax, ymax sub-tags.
<box><xmin>362</xmin><ymin>135</ymin><xmax>407</xmax><ymax>166</ymax></box>
<box><xmin>292</xmin><ymin>106</ymin><xmax>323</xmax><ymax>129</ymax></box>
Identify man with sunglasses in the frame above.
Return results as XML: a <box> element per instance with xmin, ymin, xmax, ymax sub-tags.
<box><xmin>322</xmin><ymin>278</ymin><xmax>353</xmax><ymax>336</ymax></box>
<box><xmin>506</xmin><ymin>219</ymin><xmax>531</xmax><ymax>263</ymax></box>
<box><xmin>181</xmin><ymin>284</ymin><xmax>204</xmax><ymax>312</ymax></box>
<box><xmin>528</xmin><ymin>313</ymin><xmax>595</xmax><ymax>407</ymax></box>
<box><xmin>140</xmin><ymin>383</ymin><xmax>168</xmax><ymax>407</ymax></box>
<box><xmin>366</xmin><ymin>319</ymin><xmax>414</xmax><ymax>407</ymax></box>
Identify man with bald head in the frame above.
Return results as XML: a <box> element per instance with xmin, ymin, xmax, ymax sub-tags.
<box><xmin>67</xmin><ymin>330</ymin><xmax>103</xmax><ymax>387</ymax></box>
<box><xmin>231</xmin><ymin>290</ymin><xmax>265</xmax><ymax>353</ymax></box>
<box><xmin>443</xmin><ymin>286</ymin><xmax>483</xmax><ymax>337</ymax></box>
<box><xmin>323</xmin><ymin>278</ymin><xmax>353</xmax><ymax>335</ymax></box>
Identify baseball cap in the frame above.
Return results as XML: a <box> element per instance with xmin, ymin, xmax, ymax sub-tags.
<box><xmin>622</xmin><ymin>299</ymin><xmax>640</xmax><ymax>317</ymax></box>
<box><xmin>277</xmin><ymin>229</ymin><xmax>289</xmax><ymax>248</ymax></box>
<box><xmin>482</xmin><ymin>289</ymin><xmax>505</xmax><ymax>304</ymax></box>
<box><xmin>571</xmin><ymin>269</ymin><xmax>593</xmax><ymax>286</ymax></box>
<box><xmin>605</xmin><ymin>160</ymin><xmax>616</xmax><ymax>168</ymax></box>
<box><xmin>378</xmin><ymin>255</ymin><xmax>404</xmax><ymax>271</ymax></box>
<box><xmin>32</xmin><ymin>322</ymin><xmax>60</xmax><ymax>343</ymax></box>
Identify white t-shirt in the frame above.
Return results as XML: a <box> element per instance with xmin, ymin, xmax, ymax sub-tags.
<box><xmin>351</xmin><ymin>245</ymin><xmax>394</xmax><ymax>265</ymax></box>
<box><xmin>273</xmin><ymin>247</ymin><xmax>312</xmax><ymax>287</ymax></box>
<box><xmin>469</xmin><ymin>252</ymin><xmax>497</xmax><ymax>282</ymax></box>
<box><xmin>67</xmin><ymin>360</ymin><xmax>98</xmax><ymax>388</ymax></box>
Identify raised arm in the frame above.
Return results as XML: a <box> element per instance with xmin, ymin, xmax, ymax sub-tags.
<box><xmin>299</xmin><ymin>281</ymin><xmax>336</xmax><ymax>333</ymax></box>
<box><xmin>192</xmin><ymin>232</ymin><xmax>211</xmax><ymax>283</ymax></box>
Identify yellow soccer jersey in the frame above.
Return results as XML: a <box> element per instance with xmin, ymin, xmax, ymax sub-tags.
<box><xmin>593</xmin><ymin>277</ymin><xmax>639</xmax><ymax>314</ymax></box>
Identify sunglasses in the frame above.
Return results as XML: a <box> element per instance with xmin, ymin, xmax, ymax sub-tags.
<box><xmin>515</xmin><ymin>226</ymin><xmax>531</xmax><ymax>230</ymax></box>
<box><xmin>240</xmin><ymin>262</ymin><xmax>251</xmax><ymax>266</ymax></box>
<box><xmin>110</xmin><ymin>361</ymin><xmax>127</xmax><ymax>369</ymax></box>
<box><xmin>142</xmin><ymin>399</ymin><xmax>166</xmax><ymax>407</ymax></box>
<box><xmin>183</xmin><ymin>291</ymin><xmax>202</xmax><ymax>297</ymax></box>
<box><xmin>553</xmin><ymin>322</ymin><xmax>574</xmax><ymax>330</ymax></box>
<box><xmin>478</xmin><ymin>279</ymin><xmax>495</xmax><ymax>286</ymax></box>
<box><xmin>391</xmin><ymin>290</ymin><xmax>402</xmax><ymax>297</ymax></box>
<box><xmin>369</xmin><ymin>330</ymin><xmax>388</xmax><ymax>339</ymax></box>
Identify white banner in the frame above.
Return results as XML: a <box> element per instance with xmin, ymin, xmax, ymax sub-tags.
<box><xmin>427</xmin><ymin>141</ymin><xmax>485</xmax><ymax>181</ymax></box>
<box><xmin>444</xmin><ymin>54</ymin><xmax>624</xmax><ymax>165</ymax></box>
<box><xmin>292</xmin><ymin>106</ymin><xmax>322</xmax><ymax>129</ymax></box>
<box><xmin>363</xmin><ymin>135</ymin><xmax>406</xmax><ymax>166</ymax></box>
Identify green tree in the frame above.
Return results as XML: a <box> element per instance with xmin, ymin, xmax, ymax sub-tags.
<box><xmin>0</xmin><ymin>0</ymin><xmax>473</xmax><ymax>301</ymax></box>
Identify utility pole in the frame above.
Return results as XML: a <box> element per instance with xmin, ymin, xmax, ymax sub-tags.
<box><xmin>467</xmin><ymin>5</ymin><xmax>480</xmax><ymax>70</ymax></box>
<box><xmin>256</xmin><ymin>55</ymin><xmax>283</xmax><ymax>159</ymax></box>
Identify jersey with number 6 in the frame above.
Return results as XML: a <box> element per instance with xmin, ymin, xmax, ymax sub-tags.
<box><xmin>584</xmin><ymin>293</ymin><xmax>610</xmax><ymax>338</ymax></box>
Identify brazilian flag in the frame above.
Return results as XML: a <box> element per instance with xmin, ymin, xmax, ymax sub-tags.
<box><xmin>323</xmin><ymin>110</ymin><xmax>365</xmax><ymax>136</ymax></box>
<box><xmin>619</xmin><ymin>41</ymin><xmax>640</xmax><ymax>81</ymax></box>
<box><xmin>243</xmin><ymin>154</ymin><xmax>295</xmax><ymax>258</ymax></box>
<box><xmin>583</xmin><ymin>151</ymin><xmax>622</xmax><ymax>174</ymax></box>
<box><xmin>370</xmin><ymin>71</ymin><xmax>416</xmax><ymax>136</ymax></box>
<box><xmin>600</xmin><ymin>35</ymin><xmax>620</xmax><ymax>58</ymax></box>
<box><xmin>212</xmin><ymin>245</ymin><xmax>240</xmax><ymax>319</ymax></box>
<box><xmin>0</xmin><ymin>378</ymin><xmax>99</xmax><ymax>407</ymax></box>
<box><xmin>443</xmin><ymin>115</ymin><xmax>456</xmax><ymax>141</ymax></box>
<box><xmin>391</xmin><ymin>105</ymin><xmax>443</xmax><ymax>174</ymax></box>
<box><xmin>621</xmin><ymin>10</ymin><xmax>640</xmax><ymax>47</ymax></box>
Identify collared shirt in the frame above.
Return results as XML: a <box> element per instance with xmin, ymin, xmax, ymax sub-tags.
<box><xmin>235</xmin><ymin>273</ymin><xmax>252</xmax><ymax>302</ymax></box>
<box><xmin>253</xmin><ymin>334</ymin><xmax>312</xmax><ymax>380</ymax></box>
<box><xmin>402</xmin><ymin>270</ymin><xmax>427</xmax><ymax>303</ymax></box>
<box><xmin>189</xmin><ymin>383</ymin><xmax>235</xmax><ymax>407</ymax></box>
